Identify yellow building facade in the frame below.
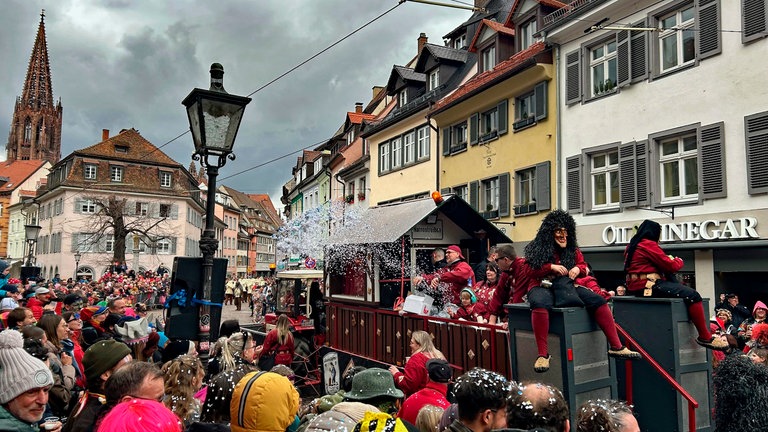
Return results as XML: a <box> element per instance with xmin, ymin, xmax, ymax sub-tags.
<box><xmin>431</xmin><ymin>45</ymin><xmax>557</xmax><ymax>245</ymax></box>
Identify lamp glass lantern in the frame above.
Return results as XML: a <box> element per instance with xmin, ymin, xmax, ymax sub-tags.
<box><xmin>182</xmin><ymin>63</ymin><xmax>252</xmax><ymax>157</ymax></box>
<box><xmin>24</xmin><ymin>224</ymin><xmax>42</xmax><ymax>243</ymax></box>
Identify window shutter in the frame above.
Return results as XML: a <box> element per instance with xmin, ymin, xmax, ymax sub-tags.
<box><xmin>565</xmin><ymin>50</ymin><xmax>581</xmax><ymax>105</ymax></box>
<box><xmin>535</xmin><ymin>162</ymin><xmax>551</xmax><ymax>211</ymax></box>
<box><xmin>699</xmin><ymin>122</ymin><xmax>726</xmax><ymax>200</ymax></box>
<box><xmin>742</xmin><ymin>0</ymin><xmax>767</xmax><ymax>43</ymax></box>
<box><xmin>98</xmin><ymin>236</ymin><xmax>108</xmax><ymax>253</ymax></box>
<box><xmin>499</xmin><ymin>172</ymin><xmax>510</xmax><ymax>217</ymax></box>
<box><xmin>442</xmin><ymin>127</ymin><xmax>451</xmax><ymax>156</ymax></box>
<box><xmin>469</xmin><ymin>181</ymin><xmax>479</xmax><ymax>210</ymax></box>
<box><xmin>619</xmin><ymin>142</ymin><xmax>638</xmax><ymax>208</ymax></box>
<box><xmin>171</xmin><ymin>238</ymin><xmax>177</xmax><ymax>254</ymax></box>
<box><xmin>617</xmin><ymin>30</ymin><xmax>631</xmax><ymax>87</ymax></box>
<box><xmin>534</xmin><ymin>82</ymin><xmax>548</xmax><ymax>121</ymax></box>
<box><xmin>74</xmin><ymin>199</ymin><xmax>81</xmax><ymax>214</ymax></box>
<box><xmin>636</xmin><ymin>140</ymin><xmax>650</xmax><ymax>206</ymax></box>
<box><xmin>497</xmin><ymin>99</ymin><xmax>508</xmax><ymax>136</ymax></box>
<box><xmin>171</xmin><ymin>204</ymin><xmax>179</xmax><ymax>219</ymax></box>
<box><xmin>151</xmin><ymin>203</ymin><xmax>160</xmax><ymax>218</ymax></box>
<box><xmin>566</xmin><ymin>156</ymin><xmax>582</xmax><ymax>213</ymax></box>
<box><xmin>745</xmin><ymin>111</ymin><xmax>768</xmax><ymax>194</ymax></box>
<box><xmin>71</xmin><ymin>233</ymin><xmax>79</xmax><ymax>253</ymax></box>
<box><xmin>630</xmin><ymin>21</ymin><xmax>649</xmax><ymax>82</ymax></box>
<box><xmin>469</xmin><ymin>114</ymin><xmax>479</xmax><ymax>146</ymax></box>
<box><xmin>696</xmin><ymin>0</ymin><xmax>721</xmax><ymax>59</ymax></box>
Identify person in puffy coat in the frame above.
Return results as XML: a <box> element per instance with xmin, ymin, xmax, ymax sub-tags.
<box><xmin>230</xmin><ymin>371</ymin><xmax>299</xmax><ymax>432</ymax></box>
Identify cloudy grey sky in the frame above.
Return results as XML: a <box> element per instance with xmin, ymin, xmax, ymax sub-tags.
<box><xmin>0</xmin><ymin>0</ymin><xmax>473</xmax><ymax>211</ymax></box>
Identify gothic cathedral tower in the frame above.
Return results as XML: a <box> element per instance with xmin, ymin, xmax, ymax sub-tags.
<box><xmin>6</xmin><ymin>10</ymin><xmax>62</xmax><ymax>163</ymax></box>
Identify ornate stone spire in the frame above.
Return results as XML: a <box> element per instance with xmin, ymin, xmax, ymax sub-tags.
<box><xmin>6</xmin><ymin>9</ymin><xmax>63</xmax><ymax>163</ymax></box>
<box><xmin>21</xmin><ymin>10</ymin><xmax>54</xmax><ymax>110</ymax></box>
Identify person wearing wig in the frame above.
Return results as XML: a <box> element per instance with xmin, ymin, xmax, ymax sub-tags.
<box><xmin>624</xmin><ymin>219</ymin><xmax>727</xmax><ymax>351</ymax></box>
<box><xmin>522</xmin><ymin>210</ymin><xmax>640</xmax><ymax>373</ymax></box>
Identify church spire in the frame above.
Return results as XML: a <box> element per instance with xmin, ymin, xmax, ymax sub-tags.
<box><xmin>6</xmin><ymin>9</ymin><xmax>63</xmax><ymax>163</ymax></box>
<box><xmin>21</xmin><ymin>10</ymin><xmax>54</xmax><ymax>110</ymax></box>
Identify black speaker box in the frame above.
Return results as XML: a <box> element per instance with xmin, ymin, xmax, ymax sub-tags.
<box><xmin>164</xmin><ymin>257</ymin><xmax>227</xmax><ymax>340</ymax></box>
<box><xmin>20</xmin><ymin>266</ymin><xmax>41</xmax><ymax>283</ymax></box>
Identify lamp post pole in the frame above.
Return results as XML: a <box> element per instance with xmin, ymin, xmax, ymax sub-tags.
<box><xmin>24</xmin><ymin>223</ymin><xmax>42</xmax><ymax>266</ymax></box>
<box><xmin>183</xmin><ymin>63</ymin><xmax>251</xmax><ymax>366</ymax></box>
<box><xmin>73</xmin><ymin>251</ymin><xmax>82</xmax><ymax>282</ymax></box>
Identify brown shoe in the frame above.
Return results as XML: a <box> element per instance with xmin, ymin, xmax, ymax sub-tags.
<box><xmin>608</xmin><ymin>346</ymin><xmax>642</xmax><ymax>359</ymax></box>
<box><xmin>696</xmin><ymin>336</ymin><xmax>729</xmax><ymax>351</ymax></box>
<box><xmin>534</xmin><ymin>355</ymin><xmax>551</xmax><ymax>373</ymax></box>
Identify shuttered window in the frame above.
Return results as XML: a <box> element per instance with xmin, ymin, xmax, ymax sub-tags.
<box><xmin>649</xmin><ymin>0</ymin><xmax>721</xmax><ymax>78</ymax></box>
<box><xmin>746</xmin><ymin>111</ymin><xmax>768</xmax><ymax>194</ymax></box>
<box><xmin>513</xmin><ymin>82</ymin><xmax>547</xmax><ymax>130</ymax></box>
<box><xmin>514</xmin><ymin>162</ymin><xmax>550</xmax><ymax>215</ymax></box>
<box><xmin>742</xmin><ymin>0</ymin><xmax>768</xmax><ymax>43</ymax></box>
<box><xmin>648</xmin><ymin>122</ymin><xmax>726</xmax><ymax>206</ymax></box>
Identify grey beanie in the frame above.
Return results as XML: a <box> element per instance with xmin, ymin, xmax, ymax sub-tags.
<box><xmin>0</xmin><ymin>329</ymin><xmax>54</xmax><ymax>404</ymax></box>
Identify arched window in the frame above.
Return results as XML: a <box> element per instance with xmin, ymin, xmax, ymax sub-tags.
<box><xmin>24</xmin><ymin>119</ymin><xmax>32</xmax><ymax>143</ymax></box>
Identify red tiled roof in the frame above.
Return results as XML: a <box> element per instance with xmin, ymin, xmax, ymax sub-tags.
<box><xmin>0</xmin><ymin>159</ymin><xmax>47</xmax><ymax>193</ymax></box>
<box><xmin>539</xmin><ymin>0</ymin><xmax>568</xmax><ymax>9</ymax></box>
<box><xmin>469</xmin><ymin>19</ymin><xmax>515</xmax><ymax>53</ymax></box>
<box><xmin>76</xmin><ymin>128</ymin><xmax>178</xmax><ymax>166</ymax></box>
<box><xmin>347</xmin><ymin>112</ymin><xmax>376</xmax><ymax>125</ymax></box>
<box><xmin>431</xmin><ymin>41</ymin><xmax>548</xmax><ymax>113</ymax></box>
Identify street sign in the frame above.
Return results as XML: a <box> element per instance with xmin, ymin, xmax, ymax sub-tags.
<box><xmin>305</xmin><ymin>257</ymin><xmax>317</xmax><ymax>269</ymax></box>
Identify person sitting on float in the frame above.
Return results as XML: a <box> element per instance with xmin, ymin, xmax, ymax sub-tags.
<box><xmin>624</xmin><ymin>219</ymin><xmax>728</xmax><ymax>351</ymax></box>
<box><xmin>448</xmin><ymin>288</ymin><xmax>488</xmax><ymax>323</ymax></box>
<box><xmin>473</xmin><ymin>262</ymin><xmax>501</xmax><ymax>310</ymax></box>
<box><xmin>494</xmin><ymin>210</ymin><xmax>641</xmax><ymax>373</ymax></box>
<box><xmin>412</xmin><ymin>245</ymin><xmax>474</xmax><ymax>306</ymax></box>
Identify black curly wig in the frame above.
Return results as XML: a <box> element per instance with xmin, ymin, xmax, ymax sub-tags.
<box><xmin>524</xmin><ymin>209</ymin><xmax>578</xmax><ymax>270</ymax></box>
<box><xmin>713</xmin><ymin>353</ymin><xmax>768</xmax><ymax>431</ymax></box>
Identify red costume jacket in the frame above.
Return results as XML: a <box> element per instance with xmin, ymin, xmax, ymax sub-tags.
<box><xmin>422</xmin><ymin>260</ymin><xmax>474</xmax><ymax>304</ymax></box>
<box><xmin>454</xmin><ymin>302</ymin><xmax>488</xmax><ymax>322</ymax></box>
<box><xmin>393</xmin><ymin>351</ymin><xmax>432</xmax><ymax>397</ymax></box>
<box><xmin>262</xmin><ymin>329</ymin><xmax>295</xmax><ymax>366</ymax></box>
<box><xmin>624</xmin><ymin>239</ymin><xmax>683</xmax><ymax>292</ymax></box>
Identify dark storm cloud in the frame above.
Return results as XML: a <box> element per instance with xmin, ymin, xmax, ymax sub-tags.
<box><xmin>1</xmin><ymin>1</ymin><xmax>471</xmax><ymax>208</ymax></box>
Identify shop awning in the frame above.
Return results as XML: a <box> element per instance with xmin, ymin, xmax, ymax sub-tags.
<box><xmin>328</xmin><ymin>195</ymin><xmax>511</xmax><ymax>246</ymax></box>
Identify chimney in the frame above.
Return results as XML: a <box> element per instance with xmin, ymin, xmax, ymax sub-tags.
<box><xmin>418</xmin><ymin>33</ymin><xmax>428</xmax><ymax>54</ymax></box>
<box><xmin>355</xmin><ymin>102</ymin><xmax>363</xmax><ymax>113</ymax></box>
<box><xmin>372</xmin><ymin>86</ymin><xmax>385</xmax><ymax>99</ymax></box>
<box><xmin>102</xmin><ymin>129</ymin><xmax>109</xmax><ymax>141</ymax></box>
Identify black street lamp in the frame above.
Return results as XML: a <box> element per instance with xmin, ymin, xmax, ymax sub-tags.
<box><xmin>73</xmin><ymin>251</ymin><xmax>82</xmax><ymax>281</ymax></box>
<box><xmin>24</xmin><ymin>223</ymin><xmax>42</xmax><ymax>266</ymax></box>
<box><xmin>182</xmin><ymin>63</ymin><xmax>251</xmax><ymax>365</ymax></box>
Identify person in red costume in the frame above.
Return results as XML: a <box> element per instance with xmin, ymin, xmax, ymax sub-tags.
<box><xmin>624</xmin><ymin>219</ymin><xmax>728</xmax><ymax>351</ymax></box>
<box><xmin>413</xmin><ymin>245</ymin><xmax>474</xmax><ymax>306</ymax></box>
<box><xmin>397</xmin><ymin>358</ymin><xmax>452</xmax><ymax>425</ymax></box>
<box><xmin>388</xmin><ymin>330</ymin><xmax>446</xmax><ymax>397</ymax></box>
<box><xmin>492</xmin><ymin>210</ymin><xmax>640</xmax><ymax>373</ymax></box>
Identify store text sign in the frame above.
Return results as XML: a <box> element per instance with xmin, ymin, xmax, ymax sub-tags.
<box><xmin>602</xmin><ymin>217</ymin><xmax>759</xmax><ymax>245</ymax></box>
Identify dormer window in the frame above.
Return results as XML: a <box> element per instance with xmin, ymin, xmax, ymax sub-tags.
<box><xmin>521</xmin><ymin>19</ymin><xmax>537</xmax><ymax>50</ymax></box>
<box><xmin>399</xmin><ymin>90</ymin><xmax>408</xmax><ymax>107</ymax></box>
<box><xmin>114</xmin><ymin>145</ymin><xmax>129</xmax><ymax>153</ymax></box>
<box><xmin>428</xmin><ymin>70</ymin><xmax>440</xmax><ymax>91</ymax></box>
<box><xmin>110</xmin><ymin>166</ymin><xmax>124</xmax><ymax>182</ymax></box>
<box><xmin>453</xmin><ymin>34</ymin><xmax>467</xmax><ymax>49</ymax></box>
<box><xmin>347</xmin><ymin>128</ymin><xmax>356</xmax><ymax>146</ymax></box>
<box><xmin>84</xmin><ymin>164</ymin><xmax>97</xmax><ymax>180</ymax></box>
<box><xmin>481</xmin><ymin>45</ymin><xmax>497</xmax><ymax>72</ymax></box>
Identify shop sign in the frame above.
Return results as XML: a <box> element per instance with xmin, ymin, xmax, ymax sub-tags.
<box><xmin>602</xmin><ymin>217</ymin><xmax>759</xmax><ymax>245</ymax></box>
<box><xmin>412</xmin><ymin>220</ymin><xmax>443</xmax><ymax>240</ymax></box>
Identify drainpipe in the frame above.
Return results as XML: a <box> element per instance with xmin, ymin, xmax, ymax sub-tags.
<box><xmin>552</xmin><ymin>39</ymin><xmax>563</xmax><ymax>210</ymax></box>
<box><xmin>426</xmin><ymin>113</ymin><xmax>440</xmax><ymax>192</ymax></box>
<box><xmin>335</xmin><ymin>174</ymin><xmax>346</xmax><ymax>226</ymax></box>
